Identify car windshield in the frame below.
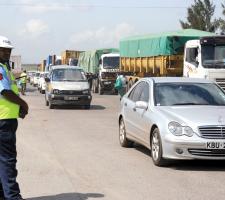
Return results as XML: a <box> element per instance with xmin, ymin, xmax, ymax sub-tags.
<box><xmin>103</xmin><ymin>56</ymin><xmax>119</xmax><ymax>69</ymax></box>
<box><xmin>154</xmin><ymin>82</ymin><xmax>225</xmax><ymax>106</ymax></box>
<box><xmin>52</xmin><ymin>68</ymin><xmax>87</xmax><ymax>82</ymax></box>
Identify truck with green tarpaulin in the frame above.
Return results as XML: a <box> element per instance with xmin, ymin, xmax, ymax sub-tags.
<box><xmin>78</xmin><ymin>48</ymin><xmax>120</xmax><ymax>94</ymax></box>
<box><xmin>120</xmin><ymin>29</ymin><xmax>225</xmax><ymax>90</ymax></box>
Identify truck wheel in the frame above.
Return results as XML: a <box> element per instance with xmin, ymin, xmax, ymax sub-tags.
<box><xmin>45</xmin><ymin>95</ymin><xmax>49</xmax><ymax>106</ymax></box>
<box><xmin>49</xmin><ymin>101</ymin><xmax>54</xmax><ymax>109</ymax></box>
<box><xmin>84</xmin><ymin>105</ymin><xmax>91</xmax><ymax>109</ymax></box>
<box><xmin>127</xmin><ymin>80</ymin><xmax>133</xmax><ymax>91</ymax></box>
<box><xmin>99</xmin><ymin>83</ymin><xmax>103</xmax><ymax>95</ymax></box>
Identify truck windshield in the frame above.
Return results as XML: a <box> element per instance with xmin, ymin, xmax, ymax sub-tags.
<box><xmin>202</xmin><ymin>45</ymin><xmax>225</xmax><ymax>68</ymax></box>
<box><xmin>52</xmin><ymin>68</ymin><xmax>87</xmax><ymax>82</ymax></box>
<box><xmin>103</xmin><ymin>57</ymin><xmax>119</xmax><ymax>69</ymax></box>
<box><xmin>155</xmin><ymin>83</ymin><xmax>225</xmax><ymax>106</ymax></box>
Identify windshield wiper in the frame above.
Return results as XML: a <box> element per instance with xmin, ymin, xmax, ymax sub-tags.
<box><xmin>172</xmin><ymin>103</ymin><xmax>209</xmax><ymax>105</ymax></box>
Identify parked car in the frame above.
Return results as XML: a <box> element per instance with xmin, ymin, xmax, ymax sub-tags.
<box><xmin>118</xmin><ymin>77</ymin><xmax>225</xmax><ymax>166</ymax></box>
<box><xmin>45</xmin><ymin>65</ymin><xmax>92</xmax><ymax>109</ymax></box>
<box><xmin>38</xmin><ymin>72</ymin><xmax>48</xmax><ymax>94</ymax></box>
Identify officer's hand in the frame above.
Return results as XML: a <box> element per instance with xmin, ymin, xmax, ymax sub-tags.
<box><xmin>19</xmin><ymin>107</ymin><xmax>27</xmax><ymax>119</ymax></box>
<box><xmin>21</xmin><ymin>101</ymin><xmax>29</xmax><ymax>114</ymax></box>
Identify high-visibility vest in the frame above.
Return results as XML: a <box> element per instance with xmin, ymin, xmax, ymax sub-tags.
<box><xmin>20</xmin><ymin>72</ymin><xmax>27</xmax><ymax>83</ymax></box>
<box><xmin>0</xmin><ymin>63</ymin><xmax>19</xmax><ymax>119</ymax></box>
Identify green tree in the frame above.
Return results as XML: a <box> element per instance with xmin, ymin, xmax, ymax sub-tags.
<box><xmin>180</xmin><ymin>0</ymin><xmax>219</xmax><ymax>32</ymax></box>
<box><xmin>219</xmin><ymin>2</ymin><xmax>225</xmax><ymax>32</ymax></box>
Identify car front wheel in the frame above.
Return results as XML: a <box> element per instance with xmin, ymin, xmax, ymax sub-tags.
<box><xmin>119</xmin><ymin>118</ymin><xmax>133</xmax><ymax>147</ymax></box>
<box><xmin>151</xmin><ymin>128</ymin><xmax>167</xmax><ymax>166</ymax></box>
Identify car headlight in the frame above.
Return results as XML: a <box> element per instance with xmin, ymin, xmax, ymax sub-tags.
<box><xmin>83</xmin><ymin>89</ymin><xmax>90</xmax><ymax>94</ymax></box>
<box><xmin>52</xmin><ymin>89</ymin><xmax>60</xmax><ymax>94</ymax></box>
<box><xmin>168</xmin><ymin>121</ymin><xmax>194</xmax><ymax>137</ymax></box>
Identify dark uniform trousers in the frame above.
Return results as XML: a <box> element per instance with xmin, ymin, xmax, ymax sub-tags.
<box><xmin>0</xmin><ymin>119</ymin><xmax>21</xmax><ymax>200</ymax></box>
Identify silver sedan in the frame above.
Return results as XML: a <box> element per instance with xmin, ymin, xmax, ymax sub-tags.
<box><xmin>118</xmin><ymin>77</ymin><xmax>225</xmax><ymax>166</ymax></box>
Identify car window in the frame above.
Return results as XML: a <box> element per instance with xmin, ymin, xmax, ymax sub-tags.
<box><xmin>128</xmin><ymin>81</ymin><xmax>146</xmax><ymax>102</ymax></box>
<box><xmin>139</xmin><ymin>82</ymin><xmax>150</xmax><ymax>102</ymax></box>
<box><xmin>155</xmin><ymin>82</ymin><xmax>225</xmax><ymax>106</ymax></box>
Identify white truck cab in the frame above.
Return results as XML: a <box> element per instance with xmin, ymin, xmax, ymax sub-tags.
<box><xmin>184</xmin><ymin>36</ymin><xmax>225</xmax><ymax>90</ymax></box>
<box><xmin>97</xmin><ymin>53</ymin><xmax>120</xmax><ymax>94</ymax></box>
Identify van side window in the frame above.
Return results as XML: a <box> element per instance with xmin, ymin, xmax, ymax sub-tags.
<box><xmin>186</xmin><ymin>48</ymin><xmax>198</xmax><ymax>66</ymax></box>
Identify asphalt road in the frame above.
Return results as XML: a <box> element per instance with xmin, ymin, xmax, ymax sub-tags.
<box><xmin>16</xmin><ymin>86</ymin><xmax>225</xmax><ymax>200</ymax></box>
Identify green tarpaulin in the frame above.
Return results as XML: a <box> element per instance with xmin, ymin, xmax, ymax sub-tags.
<box><xmin>78</xmin><ymin>48</ymin><xmax>119</xmax><ymax>73</ymax></box>
<box><xmin>120</xmin><ymin>29</ymin><xmax>216</xmax><ymax>58</ymax></box>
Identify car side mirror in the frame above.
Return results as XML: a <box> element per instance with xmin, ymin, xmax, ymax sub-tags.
<box><xmin>135</xmin><ymin>101</ymin><xmax>148</xmax><ymax>110</ymax></box>
<box><xmin>45</xmin><ymin>77</ymin><xmax>50</xmax><ymax>83</ymax></box>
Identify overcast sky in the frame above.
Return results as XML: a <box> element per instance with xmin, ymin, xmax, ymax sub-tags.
<box><xmin>0</xmin><ymin>0</ymin><xmax>223</xmax><ymax>63</ymax></box>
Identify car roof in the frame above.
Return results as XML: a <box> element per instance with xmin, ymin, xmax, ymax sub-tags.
<box><xmin>142</xmin><ymin>77</ymin><xmax>213</xmax><ymax>84</ymax></box>
<box><xmin>51</xmin><ymin>65</ymin><xmax>83</xmax><ymax>70</ymax></box>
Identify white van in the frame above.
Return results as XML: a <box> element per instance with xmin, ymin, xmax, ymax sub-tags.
<box><xmin>45</xmin><ymin>65</ymin><xmax>92</xmax><ymax>109</ymax></box>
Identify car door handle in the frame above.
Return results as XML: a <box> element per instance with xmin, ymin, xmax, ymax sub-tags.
<box><xmin>133</xmin><ymin>107</ymin><xmax>136</xmax><ymax>112</ymax></box>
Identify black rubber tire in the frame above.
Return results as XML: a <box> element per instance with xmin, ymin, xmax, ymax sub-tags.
<box><xmin>49</xmin><ymin>101</ymin><xmax>54</xmax><ymax>109</ymax></box>
<box><xmin>119</xmin><ymin>118</ymin><xmax>134</xmax><ymax>148</ymax></box>
<box><xmin>127</xmin><ymin>80</ymin><xmax>133</xmax><ymax>91</ymax></box>
<box><xmin>99</xmin><ymin>83</ymin><xmax>103</xmax><ymax>95</ymax></box>
<box><xmin>45</xmin><ymin>99</ymin><xmax>49</xmax><ymax>106</ymax></box>
<box><xmin>85</xmin><ymin>105</ymin><xmax>91</xmax><ymax>109</ymax></box>
<box><xmin>150</xmin><ymin>128</ymin><xmax>168</xmax><ymax>167</ymax></box>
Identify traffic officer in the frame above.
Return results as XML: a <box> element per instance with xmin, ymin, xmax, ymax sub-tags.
<box><xmin>0</xmin><ymin>35</ymin><xmax>28</xmax><ymax>200</ymax></box>
<box><xmin>19</xmin><ymin>70</ymin><xmax>27</xmax><ymax>95</ymax></box>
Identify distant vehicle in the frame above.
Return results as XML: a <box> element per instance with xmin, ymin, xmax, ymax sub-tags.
<box><xmin>119</xmin><ymin>77</ymin><xmax>225</xmax><ymax>166</ymax></box>
<box><xmin>78</xmin><ymin>49</ymin><xmax>119</xmax><ymax>95</ymax></box>
<box><xmin>45</xmin><ymin>65</ymin><xmax>92</xmax><ymax>109</ymax></box>
<box><xmin>28</xmin><ymin>71</ymin><xmax>36</xmax><ymax>84</ymax></box>
<box><xmin>33</xmin><ymin>72</ymin><xmax>41</xmax><ymax>87</ymax></box>
<box><xmin>38</xmin><ymin>72</ymin><xmax>49</xmax><ymax>94</ymax></box>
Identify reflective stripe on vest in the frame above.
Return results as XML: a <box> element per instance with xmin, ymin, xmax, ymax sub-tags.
<box><xmin>0</xmin><ymin>63</ymin><xmax>19</xmax><ymax>119</ymax></box>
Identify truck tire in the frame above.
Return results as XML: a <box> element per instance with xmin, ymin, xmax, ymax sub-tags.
<box><xmin>93</xmin><ymin>80</ymin><xmax>98</xmax><ymax>93</ymax></box>
<box><xmin>127</xmin><ymin>80</ymin><xmax>133</xmax><ymax>91</ymax></box>
<box><xmin>99</xmin><ymin>83</ymin><xmax>103</xmax><ymax>95</ymax></box>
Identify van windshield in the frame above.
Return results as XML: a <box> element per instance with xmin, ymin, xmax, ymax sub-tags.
<box><xmin>52</xmin><ymin>68</ymin><xmax>87</xmax><ymax>82</ymax></box>
<box><xmin>103</xmin><ymin>56</ymin><xmax>119</xmax><ymax>69</ymax></box>
<box><xmin>202</xmin><ymin>45</ymin><xmax>225</xmax><ymax>68</ymax></box>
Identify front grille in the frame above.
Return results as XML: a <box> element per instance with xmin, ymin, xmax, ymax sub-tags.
<box><xmin>198</xmin><ymin>126</ymin><xmax>225</xmax><ymax>139</ymax></box>
<box><xmin>216</xmin><ymin>78</ymin><xmax>225</xmax><ymax>91</ymax></box>
<box><xmin>59</xmin><ymin>90</ymin><xmax>83</xmax><ymax>95</ymax></box>
<box><xmin>188</xmin><ymin>149</ymin><xmax>225</xmax><ymax>157</ymax></box>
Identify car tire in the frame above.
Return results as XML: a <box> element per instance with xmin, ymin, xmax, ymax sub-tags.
<box><xmin>119</xmin><ymin>118</ymin><xmax>133</xmax><ymax>148</ymax></box>
<box><xmin>150</xmin><ymin>128</ymin><xmax>168</xmax><ymax>166</ymax></box>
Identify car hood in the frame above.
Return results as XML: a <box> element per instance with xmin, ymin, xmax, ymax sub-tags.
<box><xmin>157</xmin><ymin>106</ymin><xmax>225</xmax><ymax>126</ymax></box>
<box><xmin>51</xmin><ymin>81</ymin><xmax>89</xmax><ymax>91</ymax></box>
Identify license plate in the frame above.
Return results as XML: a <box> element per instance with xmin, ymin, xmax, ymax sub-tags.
<box><xmin>206</xmin><ymin>142</ymin><xmax>225</xmax><ymax>149</ymax></box>
<box><xmin>104</xmin><ymin>81</ymin><xmax>111</xmax><ymax>85</ymax></box>
<box><xmin>64</xmin><ymin>96</ymin><xmax>78</xmax><ymax>101</ymax></box>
